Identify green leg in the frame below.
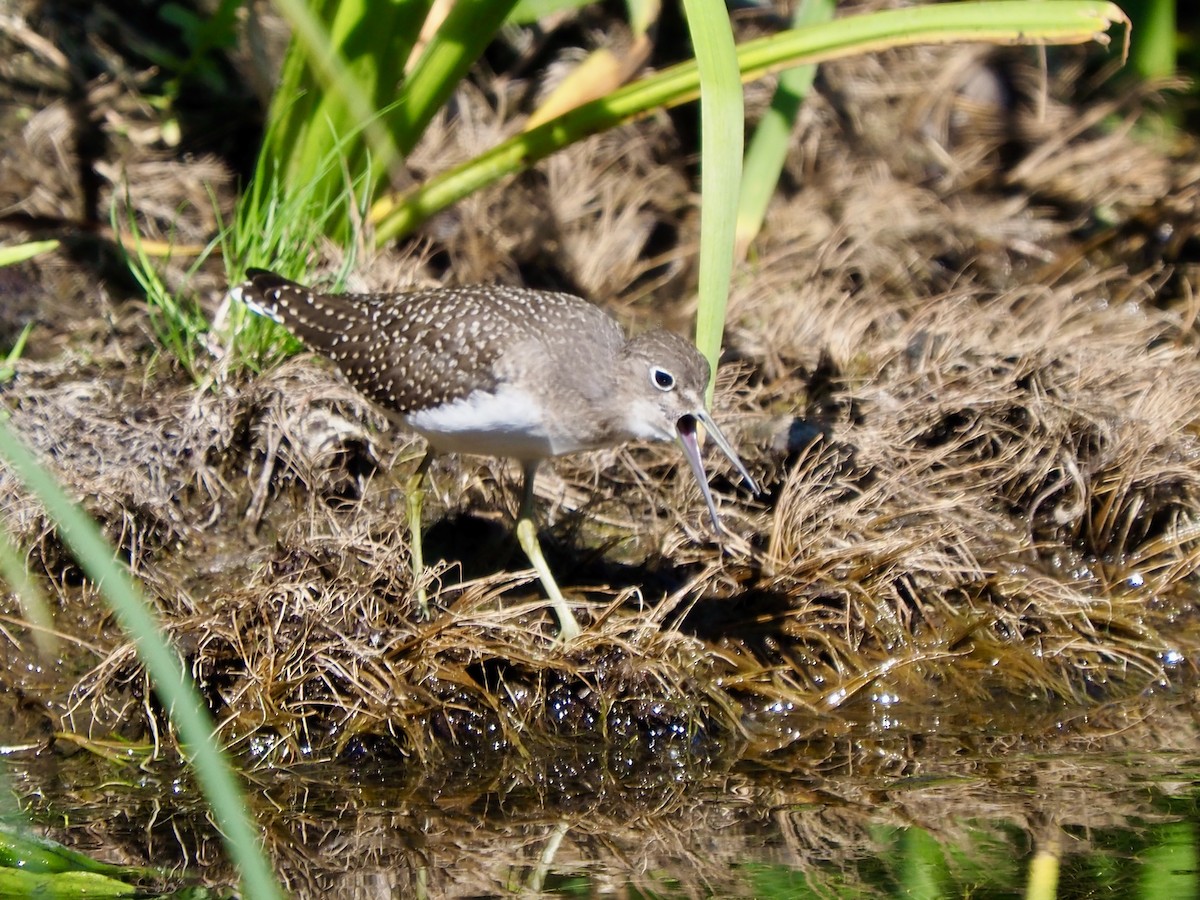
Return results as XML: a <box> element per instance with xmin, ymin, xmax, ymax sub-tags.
<box><xmin>406</xmin><ymin>449</ymin><xmax>435</xmax><ymax>617</ymax></box>
<box><xmin>515</xmin><ymin>461</ymin><xmax>582</xmax><ymax>641</ymax></box>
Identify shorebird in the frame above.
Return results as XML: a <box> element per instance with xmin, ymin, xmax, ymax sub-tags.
<box><xmin>231</xmin><ymin>269</ymin><xmax>757</xmax><ymax>639</ymax></box>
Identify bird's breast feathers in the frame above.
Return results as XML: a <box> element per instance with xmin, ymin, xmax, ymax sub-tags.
<box><xmin>404</xmin><ymin>382</ymin><xmax>592</xmax><ymax>459</ymax></box>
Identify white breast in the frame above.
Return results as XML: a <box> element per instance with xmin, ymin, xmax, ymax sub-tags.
<box><xmin>404</xmin><ymin>383</ymin><xmax>567</xmax><ymax>460</ymax></box>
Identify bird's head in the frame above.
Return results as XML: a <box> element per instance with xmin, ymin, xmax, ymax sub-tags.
<box><xmin>619</xmin><ymin>330</ymin><xmax>758</xmax><ymax>533</ymax></box>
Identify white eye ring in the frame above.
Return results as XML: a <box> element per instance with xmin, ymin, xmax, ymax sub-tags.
<box><xmin>651</xmin><ymin>366</ymin><xmax>675</xmax><ymax>391</ymax></box>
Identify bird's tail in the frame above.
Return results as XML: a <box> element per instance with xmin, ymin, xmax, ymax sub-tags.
<box><xmin>230</xmin><ymin>269</ymin><xmax>351</xmax><ymax>350</ymax></box>
<box><xmin>229</xmin><ymin>269</ymin><xmax>305</xmax><ymax>325</ymax></box>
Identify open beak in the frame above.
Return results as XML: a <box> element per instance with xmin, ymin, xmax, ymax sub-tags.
<box><xmin>675</xmin><ymin>411</ymin><xmax>759</xmax><ymax>534</ymax></box>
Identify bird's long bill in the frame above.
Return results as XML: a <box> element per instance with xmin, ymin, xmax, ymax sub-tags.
<box><xmin>675</xmin><ymin>411</ymin><xmax>759</xmax><ymax>534</ymax></box>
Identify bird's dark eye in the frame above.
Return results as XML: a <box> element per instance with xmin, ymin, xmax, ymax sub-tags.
<box><xmin>651</xmin><ymin>367</ymin><xmax>675</xmax><ymax>391</ymax></box>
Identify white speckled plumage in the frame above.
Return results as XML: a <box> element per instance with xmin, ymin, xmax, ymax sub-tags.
<box><xmin>231</xmin><ymin>268</ymin><xmax>757</xmax><ymax>531</ymax></box>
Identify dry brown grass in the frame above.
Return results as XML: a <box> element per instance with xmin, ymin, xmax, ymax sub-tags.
<box><xmin>0</xmin><ymin>20</ymin><xmax>1198</xmax><ymax>814</ymax></box>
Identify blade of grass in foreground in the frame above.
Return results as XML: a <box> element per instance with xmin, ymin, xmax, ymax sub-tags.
<box><xmin>0</xmin><ymin>420</ymin><xmax>283</xmax><ymax>899</ymax></box>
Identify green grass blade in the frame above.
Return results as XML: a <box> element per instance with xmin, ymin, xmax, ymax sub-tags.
<box><xmin>0</xmin><ymin>826</ymin><xmax>160</xmax><ymax>878</ymax></box>
<box><xmin>509</xmin><ymin>0</ymin><xmax>594</xmax><ymax>24</ymax></box>
<box><xmin>1</xmin><ymin>322</ymin><xmax>34</xmax><ymax>385</ymax></box>
<box><xmin>0</xmin><ymin>523</ymin><xmax>57</xmax><ymax>659</ymax></box>
<box><xmin>371</xmin><ymin>1</ymin><xmax>1130</xmax><ymax>243</ymax></box>
<box><xmin>0</xmin><ymin>868</ymin><xmax>139</xmax><ymax>897</ymax></box>
<box><xmin>1137</xmin><ymin>822</ymin><xmax>1197</xmax><ymax>900</ymax></box>
<box><xmin>0</xmin><ymin>240</ymin><xmax>60</xmax><ymax>268</ymax></box>
<box><xmin>736</xmin><ymin>0</ymin><xmax>833</xmax><ymax>260</ymax></box>
<box><xmin>0</xmin><ymin>422</ymin><xmax>283</xmax><ymax>899</ymax></box>
<box><xmin>113</xmin><ymin>200</ymin><xmax>220</xmax><ymax>382</ymax></box>
<box><xmin>263</xmin><ymin>0</ymin><xmax>421</xmax><ymax>238</ymax></box>
<box><xmin>269</xmin><ymin>0</ymin><xmax>407</xmax><ymax>174</ymax></box>
<box><xmin>257</xmin><ymin>0</ymin><xmax>519</xmax><ymax>240</ymax></box>
<box><xmin>679</xmin><ymin>0</ymin><xmax>742</xmax><ymax>379</ymax></box>
<box><xmin>898</xmin><ymin>827</ymin><xmax>948</xmax><ymax>900</ymax></box>
<box><xmin>1123</xmin><ymin>0</ymin><xmax>1175</xmax><ymax>79</ymax></box>
<box><xmin>393</xmin><ymin>0</ymin><xmax>524</xmax><ymax>154</ymax></box>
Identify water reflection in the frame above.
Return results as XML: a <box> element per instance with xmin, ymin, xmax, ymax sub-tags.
<box><xmin>6</xmin><ymin>693</ymin><xmax>1200</xmax><ymax>898</ymax></box>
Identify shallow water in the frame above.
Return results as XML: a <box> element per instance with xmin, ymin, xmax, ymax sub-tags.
<box><xmin>6</xmin><ymin>690</ymin><xmax>1198</xmax><ymax>898</ymax></box>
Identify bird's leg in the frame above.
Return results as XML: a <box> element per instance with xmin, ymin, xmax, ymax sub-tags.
<box><xmin>514</xmin><ymin>461</ymin><xmax>582</xmax><ymax>641</ymax></box>
<box><xmin>406</xmin><ymin>448</ymin><xmax>436</xmax><ymax>617</ymax></box>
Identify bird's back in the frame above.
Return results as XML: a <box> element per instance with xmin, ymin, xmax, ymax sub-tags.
<box><xmin>232</xmin><ymin>270</ymin><xmax>625</xmax><ymax>417</ymax></box>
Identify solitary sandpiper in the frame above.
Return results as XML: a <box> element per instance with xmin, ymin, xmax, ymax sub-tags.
<box><xmin>230</xmin><ymin>269</ymin><xmax>758</xmax><ymax>640</ymax></box>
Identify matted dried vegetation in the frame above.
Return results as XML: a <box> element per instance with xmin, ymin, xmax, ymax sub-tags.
<box><xmin>1</xmin><ymin>13</ymin><xmax>1198</xmax><ymax>782</ymax></box>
